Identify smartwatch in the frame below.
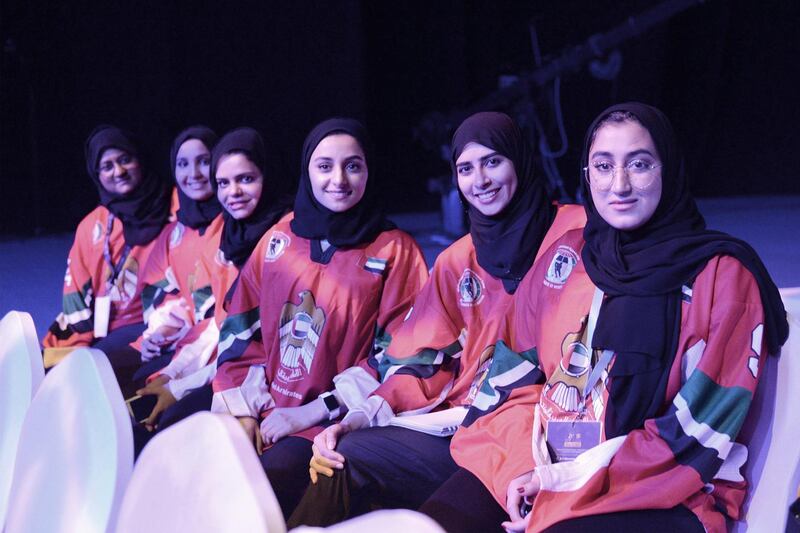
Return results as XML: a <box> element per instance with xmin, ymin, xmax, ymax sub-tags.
<box><xmin>319</xmin><ymin>391</ymin><xmax>341</xmax><ymax>420</ymax></box>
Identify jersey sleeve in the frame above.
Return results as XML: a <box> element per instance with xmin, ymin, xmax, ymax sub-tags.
<box><xmin>42</xmin><ymin>223</ymin><xmax>97</xmax><ymax>349</ymax></box>
<box><xmin>139</xmin><ymin>227</ymin><xmax>182</xmax><ymax>324</ymax></box>
<box><xmin>210</xmin><ymin>238</ymin><xmax>273</xmax><ymax>418</ymax></box>
<box><xmin>343</xmin><ymin>253</ymin><xmax>466</xmax><ymax>426</ymax></box>
<box><xmin>333</xmin><ymin>233</ymin><xmax>429</xmax><ymax>412</ymax></box>
<box><xmin>528</xmin><ymin>257</ymin><xmax>767</xmax><ymax>532</ymax></box>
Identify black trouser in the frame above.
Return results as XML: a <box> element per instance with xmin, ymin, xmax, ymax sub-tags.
<box><xmin>418</xmin><ymin>467</ymin><xmax>507</xmax><ymax>533</ymax></box>
<box><xmin>542</xmin><ymin>505</ymin><xmax>705</xmax><ymax>532</ymax></box>
<box><xmin>92</xmin><ymin>322</ymin><xmax>145</xmax><ymax>398</ymax></box>
<box><xmin>259</xmin><ymin>436</ymin><xmax>315</xmax><ymax>521</ymax></box>
<box><xmin>288</xmin><ymin>426</ymin><xmax>458</xmax><ymax>528</ymax></box>
<box><xmin>132</xmin><ymin>384</ymin><xmax>213</xmax><ymax>459</ymax></box>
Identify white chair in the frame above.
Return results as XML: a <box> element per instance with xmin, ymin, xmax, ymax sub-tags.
<box><xmin>4</xmin><ymin>348</ymin><xmax>133</xmax><ymax>533</ymax></box>
<box><xmin>290</xmin><ymin>509</ymin><xmax>445</xmax><ymax>533</ymax></box>
<box><xmin>732</xmin><ymin>288</ymin><xmax>800</xmax><ymax>532</ymax></box>
<box><xmin>116</xmin><ymin>412</ymin><xmax>286</xmax><ymax>533</ymax></box>
<box><xmin>0</xmin><ymin>310</ymin><xmax>44</xmax><ymax>527</ymax></box>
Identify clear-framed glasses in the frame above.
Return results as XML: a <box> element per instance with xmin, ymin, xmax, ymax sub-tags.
<box><xmin>583</xmin><ymin>159</ymin><xmax>662</xmax><ymax>191</ymax></box>
<box><xmin>98</xmin><ymin>153</ymin><xmax>139</xmax><ymax>174</ymax></box>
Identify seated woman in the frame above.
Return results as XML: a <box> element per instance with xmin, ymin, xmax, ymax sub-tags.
<box><xmin>42</xmin><ymin>125</ymin><xmax>172</xmax><ymax>396</ymax></box>
<box><xmin>444</xmin><ymin>102</ymin><xmax>789</xmax><ymax>533</ymax></box>
<box><xmin>133</xmin><ymin>127</ymin><xmax>291</xmax><ymax>439</ymax></box>
<box><xmin>288</xmin><ymin>112</ymin><xmax>585</xmax><ymax>529</ymax></box>
<box><xmin>134</xmin><ymin>126</ymin><xmax>223</xmax><ymax>379</ymax></box>
<box><xmin>210</xmin><ymin>117</ymin><xmax>429</xmax><ymax>518</ymax></box>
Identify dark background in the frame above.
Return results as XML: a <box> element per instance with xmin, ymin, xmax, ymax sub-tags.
<box><xmin>1</xmin><ymin>0</ymin><xmax>798</xmax><ymax>236</ymax></box>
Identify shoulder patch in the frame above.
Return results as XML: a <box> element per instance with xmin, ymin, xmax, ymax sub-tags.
<box><xmin>265</xmin><ymin>231</ymin><xmax>291</xmax><ymax>262</ymax></box>
<box><xmin>458</xmin><ymin>268</ymin><xmax>485</xmax><ymax>307</ymax></box>
<box><xmin>544</xmin><ymin>245</ymin><xmax>579</xmax><ymax>289</ymax></box>
<box><xmin>364</xmin><ymin>257</ymin><xmax>388</xmax><ymax>275</ymax></box>
<box><xmin>169</xmin><ymin>223</ymin><xmax>185</xmax><ymax>249</ymax></box>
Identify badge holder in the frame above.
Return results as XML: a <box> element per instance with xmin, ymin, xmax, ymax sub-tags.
<box><xmin>541</xmin><ymin>288</ymin><xmax>610</xmax><ymax>462</ymax></box>
<box><xmin>93</xmin><ymin>295</ymin><xmax>111</xmax><ymax>338</ymax></box>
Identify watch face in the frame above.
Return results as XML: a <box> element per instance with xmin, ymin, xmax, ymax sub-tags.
<box><xmin>323</xmin><ymin>394</ymin><xmax>340</xmax><ymax>412</ymax></box>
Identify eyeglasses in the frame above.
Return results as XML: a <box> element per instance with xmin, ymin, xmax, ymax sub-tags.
<box><xmin>583</xmin><ymin>159</ymin><xmax>662</xmax><ymax>191</ymax></box>
<box><xmin>98</xmin><ymin>153</ymin><xmax>139</xmax><ymax>174</ymax></box>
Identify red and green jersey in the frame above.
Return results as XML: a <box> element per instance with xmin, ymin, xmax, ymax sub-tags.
<box><xmin>211</xmin><ymin>215</ymin><xmax>428</xmax><ymax>440</ymax></box>
<box><xmin>451</xmin><ymin>224</ymin><xmax>767</xmax><ymax>533</ymax></box>
<box><xmin>343</xmin><ymin>205</ymin><xmax>587</xmax><ymax>426</ymax></box>
<box><xmin>43</xmin><ymin>205</ymin><xmax>160</xmax><ymax>348</ymax></box>
<box><xmin>137</xmin><ymin>215</ymin><xmax>240</xmax><ymax>393</ymax></box>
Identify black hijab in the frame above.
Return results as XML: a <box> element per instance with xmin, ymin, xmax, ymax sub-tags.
<box><xmin>171</xmin><ymin>126</ymin><xmax>222</xmax><ymax>232</ymax></box>
<box><xmin>451</xmin><ymin>112</ymin><xmax>555</xmax><ymax>294</ymax></box>
<box><xmin>211</xmin><ymin>127</ymin><xmax>292</xmax><ymax>268</ymax></box>
<box><xmin>290</xmin><ymin>118</ymin><xmax>394</xmax><ymax>252</ymax></box>
<box><xmin>84</xmin><ymin>125</ymin><xmax>171</xmax><ymax>246</ymax></box>
<box><xmin>580</xmin><ymin>102</ymin><xmax>789</xmax><ymax>438</ymax></box>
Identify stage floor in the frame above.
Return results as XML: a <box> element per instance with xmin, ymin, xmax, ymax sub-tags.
<box><xmin>2</xmin><ymin>195</ymin><xmax>798</xmax><ymax>338</ymax></box>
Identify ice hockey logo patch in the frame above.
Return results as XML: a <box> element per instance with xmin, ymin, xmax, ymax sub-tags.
<box><xmin>92</xmin><ymin>221</ymin><xmax>103</xmax><ymax>245</ymax></box>
<box><xmin>544</xmin><ymin>246</ymin><xmax>579</xmax><ymax>289</ymax></box>
<box><xmin>265</xmin><ymin>231</ymin><xmax>290</xmax><ymax>262</ymax></box>
<box><xmin>277</xmin><ymin>290</ymin><xmax>326</xmax><ymax>383</ymax></box>
<box><xmin>169</xmin><ymin>223</ymin><xmax>185</xmax><ymax>249</ymax></box>
<box><xmin>458</xmin><ymin>269</ymin><xmax>485</xmax><ymax>307</ymax></box>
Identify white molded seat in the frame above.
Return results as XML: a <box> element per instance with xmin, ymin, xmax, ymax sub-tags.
<box><xmin>116</xmin><ymin>412</ymin><xmax>286</xmax><ymax>533</ymax></box>
<box><xmin>733</xmin><ymin>288</ymin><xmax>800</xmax><ymax>532</ymax></box>
<box><xmin>0</xmin><ymin>310</ymin><xmax>44</xmax><ymax>527</ymax></box>
<box><xmin>290</xmin><ymin>509</ymin><xmax>445</xmax><ymax>533</ymax></box>
<box><xmin>4</xmin><ymin>348</ymin><xmax>133</xmax><ymax>533</ymax></box>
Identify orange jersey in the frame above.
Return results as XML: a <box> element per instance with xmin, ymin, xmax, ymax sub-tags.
<box><xmin>211</xmin><ymin>215</ymin><xmax>428</xmax><ymax>440</ymax></box>
<box><xmin>137</xmin><ymin>215</ymin><xmax>239</xmax><ymax>396</ymax></box>
<box><xmin>43</xmin><ymin>205</ymin><xmax>159</xmax><ymax>348</ymax></box>
<box><xmin>341</xmin><ymin>205</ymin><xmax>587</xmax><ymax>426</ymax></box>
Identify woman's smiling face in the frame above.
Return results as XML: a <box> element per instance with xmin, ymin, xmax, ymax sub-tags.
<box><xmin>455</xmin><ymin>142</ymin><xmax>518</xmax><ymax>216</ymax></box>
<box><xmin>308</xmin><ymin>133</ymin><xmax>368</xmax><ymax>213</ymax></box>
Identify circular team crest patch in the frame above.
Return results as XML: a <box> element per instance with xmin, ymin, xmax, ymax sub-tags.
<box><xmin>544</xmin><ymin>245</ymin><xmax>579</xmax><ymax>289</ymax></box>
<box><xmin>458</xmin><ymin>268</ymin><xmax>485</xmax><ymax>307</ymax></box>
<box><xmin>169</xmin><ymin>223</ymin><xmax>185</xmax><ymax>249</ymax></box>
<box><xmin>265</xmin><ymin>231</ymin><xmax>290</xmax><ymax>262</ymax></box>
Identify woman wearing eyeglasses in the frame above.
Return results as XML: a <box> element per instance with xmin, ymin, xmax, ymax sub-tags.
<box><xmin>42</xmin><ymin>125</ymin><xmax>172</xmax><ymax>396</ymax></box>
<box><xmin>440</xmin><ymin>103</ymin><xmax>788</xmax><ymax>533</ymax></box>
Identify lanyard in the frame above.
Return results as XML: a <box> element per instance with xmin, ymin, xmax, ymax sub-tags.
<box><xmin>581</xmin><ymin>288</ymin><xmax>615</xmax><ymax>405</ymax></box>
<box><xmin>103</xmin><ymin>214</ymin><xmax>132</xmax><ymax>289</ymax></box>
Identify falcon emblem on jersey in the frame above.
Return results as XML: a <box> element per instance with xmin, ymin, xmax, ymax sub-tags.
<box><xmin>169</xmin><ymin>223</ymin><xmax>185</xmax><ymax>249</ymax></box>
<box><xmin>92</xmin><ymin>220</ymin><xmax>104</xmax><ymax>245</ymax></box>
<box><xmin>265</xmin><ymin>231</ymin><xmax>290</xmax><ymax>262</ymax></box>
<box><xmin>458</xmin><ymin>269</ymin><xmax>485</xmax><ymax>307</ymax></box>
<box><xmin>277</xmin><ymin>290</ymin><xmax>326</xmax><ymax>383</ymax></box>
<box><xmin>544</xmin><ymin>245</ymin><xmax>579</xmax><ymax>289</ymax></box>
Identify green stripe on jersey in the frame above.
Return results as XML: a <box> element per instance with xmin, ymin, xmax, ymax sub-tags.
<box><xmin>680</xmin><ymin>370</ymin><xmax>752</xmax><ymax>439</ymax></box>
